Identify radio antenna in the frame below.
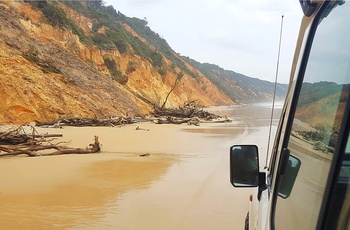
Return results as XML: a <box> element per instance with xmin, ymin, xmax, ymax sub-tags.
<box><xmin>265</xmin><ymin>15</ymin><xmax>284</xmax><ymax>168</ymax></box>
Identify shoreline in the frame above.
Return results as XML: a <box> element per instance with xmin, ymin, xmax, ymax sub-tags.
<box><xmin>0</xmin><ymin>121</ymin><xmax>236</xmax><ymax>192</ymax></box>
<box><xmin>0</xmin><ymin>121</ymin><xmax>240</xmax><ymax>229</ymax></box>
<box><xmin>0</xmin><ymin>105</ymin><xmax>272</xmax><ymax>230</ymax></box>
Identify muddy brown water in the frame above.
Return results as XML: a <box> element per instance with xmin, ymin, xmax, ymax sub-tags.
<box><xmin>0</xmin><ymin>104</ymin><xmax>281</xmax><ymax>230</ymax></box>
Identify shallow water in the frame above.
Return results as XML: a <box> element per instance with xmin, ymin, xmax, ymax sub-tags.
<box><xmin>0</xmin><ymin>104</ymin><xmax>281</xmax><ymax>229</ymax></box>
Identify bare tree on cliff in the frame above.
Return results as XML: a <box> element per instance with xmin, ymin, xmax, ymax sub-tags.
<box><xmin>161</xmin><ymin>72</ymin><xmax>184</xmax><ymax>109</ymax></box>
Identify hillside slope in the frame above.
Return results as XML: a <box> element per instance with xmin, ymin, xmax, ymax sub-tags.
<box><xmin>295</xmin><ymin>82</ymin><xmax>349</xmax><ymax>127</ymax></box>
<box><xmin>0</xmin><ymin>2</ymin><xmax>151</xmax><ymax>124</ymax></box>
<box><xmin>0</xmin><ymin>1</ymin><xmax>233</xmax><ymax>124</ymax></box>
<box><xmin>0</xmin><ymin>1</ymin><xmax>290</xmax><ymax>124</ymax></box>
<box><xmin>182</xmin><ymin>57</ymin><xmax>288</xmax><ymax>103</ymax></box>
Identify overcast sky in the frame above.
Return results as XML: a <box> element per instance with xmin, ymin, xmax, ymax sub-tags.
<box><xmin>104</xmin><ymin>0</ymin><xmax>304</xmax><ymax>83</ymax></box>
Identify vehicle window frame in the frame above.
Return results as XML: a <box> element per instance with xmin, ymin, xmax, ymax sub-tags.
<box><xmin>269</xmin><ymin>2</ymin><xmax>333</xmax><ymax>229</ymax></box>
<box><xmin>268</xmin><ymin>21</ymin><xmax>311</xmax><ymax>190</ymax></box>
<box><xmin>267</xmin><ymin>7</ymin><xmax>316</xmax><ymax>188</ymax></box>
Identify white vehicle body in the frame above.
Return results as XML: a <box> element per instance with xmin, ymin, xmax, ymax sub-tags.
<box><xmin>230</xmin><ymin>1</ymin><xmax>350</xmax><ymax>229</ymax></box>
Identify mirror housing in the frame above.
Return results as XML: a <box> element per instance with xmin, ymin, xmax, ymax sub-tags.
<box><xmin>278</xmin><ymin>154</ymin><xmax>301</xmax><ymax>199</ymax></box>
<box><xmin>230</xmin><ymin>145</ymin><xmax>259</xmax><ymax>187</ymax></box>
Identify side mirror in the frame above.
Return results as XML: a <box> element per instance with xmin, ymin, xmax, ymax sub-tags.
<box><xmin>230</xmin><ymin>145</ymin><xmax>259</xmax><ymax>187</ymax></box>
<box><xmin>278</xmin><ymin>155</ymin><xmax>301</xmax><ymax>198</ymax></box>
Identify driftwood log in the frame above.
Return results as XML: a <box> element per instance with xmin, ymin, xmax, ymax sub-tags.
<box><xmin>152</xmin><ymin>116</ymin><xmax>200</xmax><ymax>126</ymax></box>
<box><xmin>35</xmin><ymin>116</ymin><xmax>137</xmax><ymax>128</ymax></box>
<box><xmin>0</xmin><ymin>126</ymin><xmax>101</xmax><ymax>157</ymax></box>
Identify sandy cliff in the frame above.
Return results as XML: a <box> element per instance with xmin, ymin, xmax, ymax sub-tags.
<box><xmin>0</xmin><ymin>1</ymin><xmax>233</xmax><ymax>124</ymax></box>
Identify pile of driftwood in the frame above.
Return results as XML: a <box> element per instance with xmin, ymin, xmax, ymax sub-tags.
<box><xmin>154</xmin><ymin>101</ymin><xmax>220</xmax><ymax>119</ymax></box>
<box><xmin>33</xmin><ymin>101</ymin><xmax>229</xmax><ymax>128</ymax></box>
<box><xmin>152</xmin><ymin>101</ymin><xmax>230</xmax><ymax>125</ymax></box>
<box><xmin>0</xmin><ymin>126</ymin><xmax>100</xmax><ymax>157</ymax></box>
<box><xmin>35</xmin><ymin>116</ymin><xmax>136</xmax><ymax>128</ymax></box>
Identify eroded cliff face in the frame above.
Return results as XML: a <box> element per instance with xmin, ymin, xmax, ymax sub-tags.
<box><xmin>0</xmin><ymin>1</ymin><xmax>233</xmax><ymax>124</ymax></box>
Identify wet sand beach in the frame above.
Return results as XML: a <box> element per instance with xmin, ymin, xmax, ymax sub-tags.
<box><xmin>0</xmin><ymin>104</ymin><xmax>281</xmax><ymax>230</ymax></box>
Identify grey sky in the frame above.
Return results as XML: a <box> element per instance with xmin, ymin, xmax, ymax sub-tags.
<box><xmin>104</xmin><ymin>0</ymin><xmax>304</xmax><ymax>83</ymax></box>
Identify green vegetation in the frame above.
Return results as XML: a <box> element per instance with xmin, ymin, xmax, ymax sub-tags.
<box><xmin>25</xmin><ymin>0</ymin><xmax>90</xmax><ymax>43</ymax></box>
<box><xmin>126</xmin><ymin>61</ymin><xmax>138</xmax><ymax>74</ymax></box>
<box><xmin>297</xmin><ymin>82</ymin><xmax>343</xmax><ymax>107</ymax></box>
<box><xmin>149</xmin><ymin>51</ymin><xmax>163</xmax><ymax>68</ymax></box>
<box><xmin>103</xmin><ymin>58</ymin><xmax>128</xmax><ymax>84</ymax></box>
<box><xmin>105</xmin><ymin>30</ymin><xmax>129</xmax><ymax>54</ymax></box>
<box><xmin>123</xmin><ymin>17</ymin><xmax>197</xmax><ymax>78</ymax></box>
<box><xmin>27</xmin><ymin>0</ymin><xmax>202</xmax><ymax>80</ymax></box>
<box><xmin>92</xmin><ymin>33</ymin><xmax>116</xmax><ymax>49</ymax></box>
<box><xmin>59</xmin><ymin>1</ymin><xmax>166</xmax><ymax>68</ymax></box>
<box><xmin>181</xmin><ymin>56</ymin><xmax>288</xmax><ymax>103</ymax></box>
<box><xmin>158</xmin><ymin>69</ymin><xmax>167</xmax><ymax>76</ymax></box>
<box><xmin>57</xmin><ymin>1</ymin><xmax>198</xmax><ymax>76</ymax></box>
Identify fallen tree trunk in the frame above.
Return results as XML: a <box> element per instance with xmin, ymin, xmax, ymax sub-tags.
<box><xmin>0</xmin><ymin>126</ymin><xmax>101</xmax><ymax>158</ymax></box>
<box><xmin>0</xmin><ymin>136</ymin><xmax>100</xmax><ymax>157</ymax></box>
<box><xmin>0</xmin><ymin>126</ymin><xmax>62</xmax><ymax>145</ymax></box>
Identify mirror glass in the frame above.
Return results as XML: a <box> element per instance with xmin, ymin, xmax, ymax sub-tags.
<box><xmin>278</xmin><ymin>155</ymin><xmax>301</xmax><ymax>198</ymax></box>
<box><xmin>230</xmin><ymin>145</ymin><xmax>259</xmax><ymax>187</ymax></box>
